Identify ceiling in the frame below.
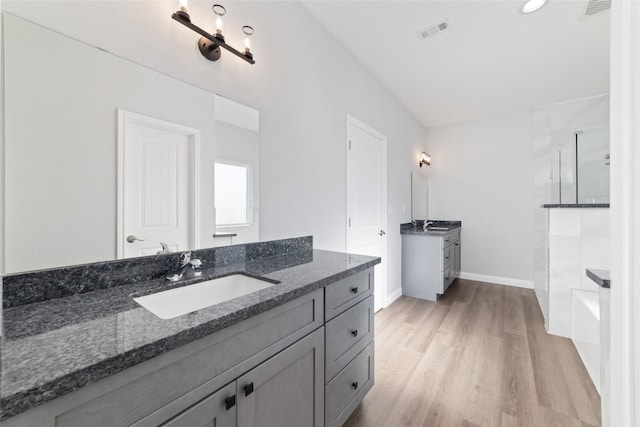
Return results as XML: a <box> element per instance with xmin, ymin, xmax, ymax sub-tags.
<box><xmin>302</xmin><ymin>0</ymin><xmax>610</xmax><ymax>128</ymax></box>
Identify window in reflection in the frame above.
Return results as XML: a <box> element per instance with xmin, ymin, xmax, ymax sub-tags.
<box><xmin>215</xmin><ymin>161</ymin><xmax>252</xmax><ymax>226</ymax></box>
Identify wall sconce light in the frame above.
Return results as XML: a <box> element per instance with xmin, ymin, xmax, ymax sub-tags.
<box><xmin>172</xmin><ymin>2</ymin><xmax>255</xmax><ymax>64</ymax></box>
<box><xmin>419</xmin><ymin>152</ymin><xmax>431</xmax><ymax>167</ymax></box>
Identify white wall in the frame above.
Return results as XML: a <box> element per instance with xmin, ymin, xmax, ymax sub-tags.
<box><xmin>426</xmin><ymin>110</ymin><xmax>534</xmax><ymax>286</ymax></box>
<box><xmin>2</xmin><ymin>1</ymin><xmax>426</xmax><ymax>304</ymax></box>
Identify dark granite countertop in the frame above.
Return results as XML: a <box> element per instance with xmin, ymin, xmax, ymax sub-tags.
<box><xmin>542</xmin><ymin>203</ymin><xmax>610</xmax><ymax>208</ymax></box>
<box><xmin>400</xmin><ymin>220</ymin><xmax>461</xmax><ymax>236</ymax></box>
<box><xmin>586</xmin><ymin>268</ymin><xmax>611</xmax><ymax>288</ymax></box>
<box><xmin>1</xmin><ymin>248</ymin><xmax>380</xmax><ymax>420</ymax></box>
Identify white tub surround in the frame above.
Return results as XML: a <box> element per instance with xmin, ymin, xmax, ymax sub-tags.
<box><xmin>545</xmin><ymin>207</ymin><xmax>609</xmax><ymax>338</ymax></box>
<box><xmin>572</xmin><ymin>289</ymin><xmax>601</xmax><ymax>393</ymax></box>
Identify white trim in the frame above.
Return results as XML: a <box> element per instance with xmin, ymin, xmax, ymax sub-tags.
<box><xmin>345</xmin><ymin>114</ymin><xmax>388</xmax><ymax>313</ymax></box>
<box><xmin>608</xmin><ymin>1</ymin><xmax>640</xmax><ymax>426</ymax></box>
<box><xmin>116</xmin><ymin>109</ymin><xmax>201</xmax><ymax>258</ymax></box>
<box><xmin>385</xmin><ymin>288</ymin><xmax>403</xmax><ymax>307</ymax></box>
<box><xmin>457</xmin><ymin>272</ymin><xmax>534</xmax><ymax>289</ymax></box>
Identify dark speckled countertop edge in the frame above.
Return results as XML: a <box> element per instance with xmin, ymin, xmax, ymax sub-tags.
<box><xmin>542</xmin><ymin>203</ymin><xmax>610</xmax><ymax>208</ymax></box>
<box><xmin>0</xmin><ymin>250</ymin><xmax>380</xmax><ymax>420</ymax></box>
<box><xmin>586</xmin><ymin>268</ymin><xmax>611</xmax><ymax>288</ymax></box>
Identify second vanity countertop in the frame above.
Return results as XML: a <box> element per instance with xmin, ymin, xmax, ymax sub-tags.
<box><xmin>400</xmin><ymin>220</ymin><xmax>462</xmax><ymax>236</ymax></box>
<box><xmin>1</xmin><ymin>248</ymin><xmax>380</xmax><ymax>420</ymax></box>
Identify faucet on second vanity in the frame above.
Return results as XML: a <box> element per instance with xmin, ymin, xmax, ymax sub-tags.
<box><xmin>423</xmin><ymin>220</ymin><xmax>434</xmax><ymax>231</ymax></box>
<box><xmin>166</xmin><ymin>251</ymin><xmax>203</xmax><ymax>282</ymax></box>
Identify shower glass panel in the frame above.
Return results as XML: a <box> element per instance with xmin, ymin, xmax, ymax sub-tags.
<box><xmin>550</xmin><ymin>127</ymin><xmax>609</xmax><ymax>204</ymax></box>
<box><xmin>577</xmin><ymin>128</ymin><xmax>610</xmax><ymax>204</ymax></box>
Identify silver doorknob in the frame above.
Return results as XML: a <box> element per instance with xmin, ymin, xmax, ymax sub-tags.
<box><xmin>378</xmin><ymin>230</ymin><xmax>386</xmax><ymax>236</ymax></box>
<box><xmin>126</xmin><ymin>235</ymin><xmax>145</xmax><ymax>243</ymax></box>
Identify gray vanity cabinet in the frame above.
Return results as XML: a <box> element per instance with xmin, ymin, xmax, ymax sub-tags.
<box><xmin>323</xmin><ymin>269</ymin><xmax>375</xmax><ymax>427</ymax></box>
<box><xmin>402</xmin><ymin>228</ymin><xmax>461</xmax><ymax>301</ymax></box>
<box><xmin>161</xmin><ymin>328</ymin><xmax>324</xmax><ymax>427</ymax></box>
<box><xmin>161</xmin><ymin>382</ymin><xmax>236</xmax><ymax>427</ymax></box>
<box><xmin>236</xmin><ymin>328</ymin><xmax>324</xmax><ymax>427</ymax></box>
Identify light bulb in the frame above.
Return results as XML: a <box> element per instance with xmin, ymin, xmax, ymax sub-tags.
<box><xmin>179</xmin><ymin>0</ymin><xmax>188</xmax><ymax>13</ymax></box>
<box><xmin>242</xmin><ymin>26</ymin><xmax>254</xmax><ymax>55</ymax></box>
<box><xmin>522</xmin><ymin>0</ymin><xmax>546</xmax><ymax>13</ymax></box>
<box><xmin>216</xmin><ymin>17</ymin><xmax>224</xmax><ymax>35</ymax></box>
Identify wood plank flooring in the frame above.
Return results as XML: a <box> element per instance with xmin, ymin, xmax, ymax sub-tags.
<box><xmin>343</xmin><ymin>279</ymin><xmax>601</xmax><ymax>427</ymax></box>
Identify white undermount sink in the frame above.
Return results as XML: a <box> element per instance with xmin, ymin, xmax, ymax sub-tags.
<box><xmin>133</xmin><ymin>274</ymin><xmax>276</xmax><ymax>319</ymax></box>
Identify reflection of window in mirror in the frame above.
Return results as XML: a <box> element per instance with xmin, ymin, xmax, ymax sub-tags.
<box><xmin>215</xmin><ymin>161</ymin><xmax>253</xmax><ymax>226</ymax></box>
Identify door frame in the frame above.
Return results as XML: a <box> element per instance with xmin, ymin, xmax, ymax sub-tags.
<box><xmin>116</xmin><ymin>109</ymin><xmax>201</xmax><ymax>258</ymax></box>
<box><xmin>345</xmin><ymin>114</ymin><xmax>388</xmax><ymax>310</ymax></box>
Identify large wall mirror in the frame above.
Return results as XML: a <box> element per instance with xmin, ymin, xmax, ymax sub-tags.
<box><xmin>411</xmin><ymin>172</ymin><xmax>428</xmax><ymax>221</ymax></box>
<box><xmin>3</xmin><ymin>13</ymin><xmax>260</xmax><ymax>274</ymax></box>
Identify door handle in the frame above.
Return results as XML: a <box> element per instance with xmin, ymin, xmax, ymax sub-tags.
<box><xmin>378</xmin><ymin>230</ymin><xmax>386</xmax><ymax>236</ymax></box>
<box><xmin>126</xmin><ymin>235</ymin><xmax>145</xmax><ymax>243</ymax></box>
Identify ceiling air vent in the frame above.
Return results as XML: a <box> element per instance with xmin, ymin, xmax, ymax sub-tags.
<box><xmin>584</xmin><ymin>0</ymin><xmax>611</xmax><ymax>16</ymax></box>
<box><xmin>418</xmin><ymin>19</ymin><xmax>450</xmax><ymax>39</ymax></box>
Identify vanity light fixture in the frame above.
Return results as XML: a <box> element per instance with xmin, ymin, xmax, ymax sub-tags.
<box><xmin>172</xmin><ymin>2</ymin><xmax>255</xmax><ymax>64</ymax></box>
<box><xmin>521</xmin><ymin>0</ymin><xmax>547</xmax><ymax>13</ymax></box>
<box><xmin>419</xmin><ymin>152</ymin><xmax>431</xmax><ymax>167</ymax></box>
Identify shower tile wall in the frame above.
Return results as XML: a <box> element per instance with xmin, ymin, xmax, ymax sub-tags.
<box><xmin>533</xmin><ymin>94</ymin><xmax>609</xmax><ymax>331</ymax></box>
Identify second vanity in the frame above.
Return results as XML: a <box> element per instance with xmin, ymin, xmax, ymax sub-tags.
<box><xmin>401</xmin><ymin>221</ymin><xmax>462</xmax><ymax>301</ymax></box>
<box><xmin>1</xmin><ymin>237</ymin><xmax>379</xmax><ymax>427</ymax></box>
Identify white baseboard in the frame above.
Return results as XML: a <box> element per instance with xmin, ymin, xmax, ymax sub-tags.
<box><xmin>385</xmin><ymin>288</ymin><xmax>403</xmax><ymax>307</ymax></box>
<box><xmin>457</xmin><ymin>272</ymin><xmax>534</xmax><ymax>289</ymax></box>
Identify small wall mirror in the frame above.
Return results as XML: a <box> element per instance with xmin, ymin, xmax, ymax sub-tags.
<box><xmin>550</xmin><ymin>127</ymin><xmax>610</xmax><ymax>204</ymax></box>
<box><xmin>411</xmin><ymin>172</ymin><xmax>428</xmax><ymax>220</ymax></box>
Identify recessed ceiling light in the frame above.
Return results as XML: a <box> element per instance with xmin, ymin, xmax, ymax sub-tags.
<box><xmin>522</xmin><ymin>0</ymin><xmax>547</xmax><ymax>13</ymax></box>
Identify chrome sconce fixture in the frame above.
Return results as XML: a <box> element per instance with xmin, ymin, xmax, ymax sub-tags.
<box><xmin>172</xmin><ymin>1</ymin><xmax>255</xmax><ymax>64</ymax></box>
<box><xmin>419</xmin><ymin>151</ymin><xmax>431</xmax><ymax>167</ymax></box>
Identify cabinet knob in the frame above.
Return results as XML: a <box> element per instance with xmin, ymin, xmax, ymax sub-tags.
<box><xmin>225</xmin><ymin>395</ymin><xmax>236</xmax><ymax>410</ymax></box>
<box><xmin>352</xmin><ymin>381</ymin><xmax>359</xmax><ymax>390</ymax></box>
<box><xmin>350</xmin><ymin>286</ymin><xmax>358</xmax><ymax>294</ymax></box>
<box><xmin>244</xmin><ymin>382</ymin><xmax>254</xmax><ymax>396</ymax></box>
<box><xmin>351</xmin><ymin>329</ymin><xmax>358</xmax><ymax>337</ymax></box>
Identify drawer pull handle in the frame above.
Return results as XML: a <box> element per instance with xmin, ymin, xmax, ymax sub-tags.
<box><xmin>351</xmin><ymin>329</ymin><xmax>358</xmax><ymax>337</ymax></box>
<box><xmin>350</xmin><ymin>287</ymin><xmax>358</xmax><ymax>294</ymax></box>
<box><xmin>225</xmin><ymin>395</ymin><xmax>236</xmax><ymax>410</ymax></box>
<box><xmin>244</xmin><ymin>383</ymin><xmax>254</xmax><ymax>396</ymax></box>
<box><xmin>352</xmin><ymin>381</ymin><xmax>358</xmax><ymax>390</ymax></box>
<box><xmin>445</xmin><ymin>255</ymin><xmax>449</xmax><ymax>259</ymax></box>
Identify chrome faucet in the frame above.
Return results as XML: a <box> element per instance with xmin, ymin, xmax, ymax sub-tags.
<box><xmin>166</xmin><ymin>251</ymin><xmax>203</xmax><ymax>282</ymax></box>
<box><xmin>423</xmin><ymin>220</ymin><xmax>434</xmax><ymax>231</ymax></box>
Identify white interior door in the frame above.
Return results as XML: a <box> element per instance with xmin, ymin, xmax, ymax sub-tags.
<box><xmin>118</xmin><ymin>110</ymin><xmax>200</xmax><ymax>258</ymax></box>
<box><xmin>346</xmin><ymin>115</ymin><xmax>387</xmax><ymax>312</ymax></box>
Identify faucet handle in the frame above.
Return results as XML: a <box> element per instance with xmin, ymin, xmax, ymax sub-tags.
<box><xmin>180</xmin><ymin>251</ymin><xmax>192</xmax><ymax>266</ymax></box>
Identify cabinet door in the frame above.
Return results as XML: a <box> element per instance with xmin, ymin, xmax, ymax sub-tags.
<box><xmin>236</xmin><ymin>328</ymin><xmax>324</xmax><ymax>427</ymax></box>
<box><xmin>160</xmin><ymin>382</ymin><xmax>236</xmax><ymax>427</ymax></box>
<box><xmin>453</xmin><ymin>241</ymin><xmax>461</xmax><ymax>277</ymax></box>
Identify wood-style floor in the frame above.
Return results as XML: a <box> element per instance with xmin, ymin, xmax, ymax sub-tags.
<box><xmin>344</xmin><ymin>279</ymin><xmax>601</xmax><ymax>427</ymax></box>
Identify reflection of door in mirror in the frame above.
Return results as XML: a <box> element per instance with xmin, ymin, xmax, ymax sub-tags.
<box><xmin>118</xmin><ymin>110</ymin><xmax>201</xmax><ymax>258</ymax></box>
<box><xmin>411</xmin><ymin>172</ymin><xmax>428</xmax><ymax>220</ymax></box>
<box><xmin>213</xmin><ymin>95</ymin><xmax>259</xmax><ymax>246</ymax></box>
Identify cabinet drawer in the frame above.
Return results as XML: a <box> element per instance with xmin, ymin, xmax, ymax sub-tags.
<box><xmin>325</xmin><ymin>295</ymin><xmax>374</xmax><ymax>382</ymax></box>
<box><xmin>442</xmin><ymin>245</ymin><xmax>453</xmax><ymax>271</ymax></box>
<box><xmin>441</xmin><ymin>229</ymin><xmax>460</xmax><ymax>248</ymax></box>
<box><xmin>325</xmin><ymin>342</ymin><xmax>374</xmax><ymax>427</ymax></box>
<box><xmin>325</xmin><ymin>269</ymin><xmax>373</xmax><ymax>321</ymax></box>
<box><xmin>160</xmin><ymin>382</ymin><xmax>236</xmax><ymax>427</ymax></box>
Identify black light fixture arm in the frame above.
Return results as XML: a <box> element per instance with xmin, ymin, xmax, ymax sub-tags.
<box><xmin>172</xmin><ymin>11</ymin><xmax>255</xmax><ymax>64</ymax></box>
